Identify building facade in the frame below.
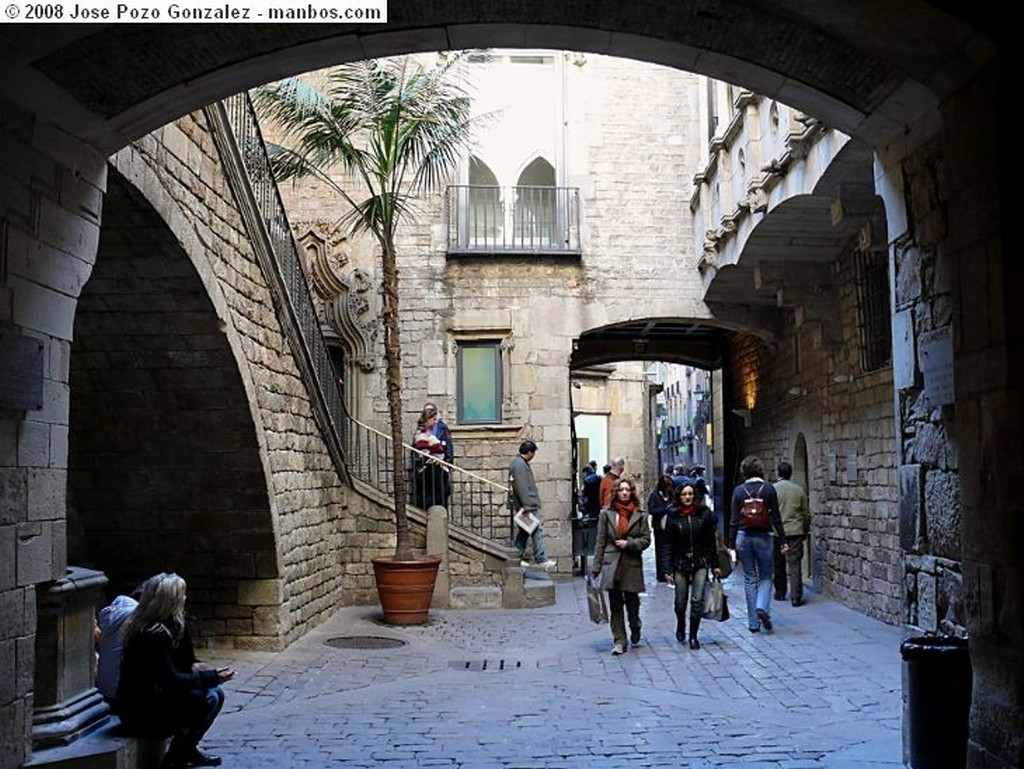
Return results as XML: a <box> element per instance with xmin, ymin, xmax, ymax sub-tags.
<box><xmin>1</xmin><ymin>8</ymin><xmax>1020</xmax><ymax>768</ymax></box>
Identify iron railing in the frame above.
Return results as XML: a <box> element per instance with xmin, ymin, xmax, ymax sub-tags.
<box><xmin>345</xmin><ymin>414</ymin><xmax>511</xmax><ymax>542</ymax></box>
<box><xmin>446</xmin><ymin>185</ymin><xmax>581</xmax><ymax>254</ymax></box>
<box><xmin>207</xmin><ymin>92</ymin><xmax>513</xmax><ymax>545</ymax></box>
<box><xmin>206</xmin><ymin>94</ymin><xmax>350</xmax><ymax>481</ymax></box>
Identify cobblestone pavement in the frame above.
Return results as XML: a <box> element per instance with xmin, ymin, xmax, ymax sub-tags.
<box><xmin>202</xmin><ymin>556</ymin><xmax>902</xmax><ymax>768</ymax></box>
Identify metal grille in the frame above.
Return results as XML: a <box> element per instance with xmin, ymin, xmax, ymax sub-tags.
<box><xmin>446</xmin><ymin>185</ymin><xmax>581</xmax><ymax>254</ymax></box>
<box><xmin>205</xmin><ymin>94</ymin><xmax>350</xmax><ymax>482</ymax></box>
<box><xmin>448</xmin><ymin>659</ymin><xmax>523</xmax><ymax>671</ymax></box>
<box><xmin>853</xmin><ymin>248</ymin><xmax>891</xmax><ymax>372</ymax></box>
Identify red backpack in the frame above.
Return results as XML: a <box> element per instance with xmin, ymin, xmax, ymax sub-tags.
<box><xmin>740</xmin><ymin>483</ymin><xmax>771</xmax><ymax>531</ymax></box>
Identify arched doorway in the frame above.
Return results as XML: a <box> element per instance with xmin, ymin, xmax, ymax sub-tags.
<box><xmin>791</xmin><ymin>432</ymin><xmax>817</xmax><ymax>590</ymax></box>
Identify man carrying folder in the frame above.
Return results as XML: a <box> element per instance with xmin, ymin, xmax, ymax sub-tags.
<box><xmin>508</xmin><ymin>440</ymin><xmax>556</xmax><ymax>570</ymax></box>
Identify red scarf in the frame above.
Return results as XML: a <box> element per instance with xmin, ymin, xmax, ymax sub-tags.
<box><xmin>680</xmin><ymin>504</ymin><xmax>695</xmax><ymax>517</ymax></box>
<box><xmin>613</xmin><ymin>499</ymin><xmax>636</xmax><ymax>537</ymax></box>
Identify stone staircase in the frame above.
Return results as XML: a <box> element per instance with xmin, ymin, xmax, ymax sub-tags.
<box><xmin>450</xmin><ymin>564</ymin><xmax>556</xmax><ymax>610</ymax></box>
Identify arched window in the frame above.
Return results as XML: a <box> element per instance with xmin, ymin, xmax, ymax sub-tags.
<box><xmin>514</xmin><ymin>157</ymin><xmax>556</xmax><ymax>247</ymax></box>
<box><xmin>468</xmin><ymin>157</ymin><xmax>501</xmax><ymax>247</ymax></box>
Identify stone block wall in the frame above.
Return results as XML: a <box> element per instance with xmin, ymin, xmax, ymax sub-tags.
<box><xmin>1</xmin><ymin>97</ymin><xmax>107</xmax><ymax>769</ymax></box>
<box><xmin>81</xmin><ymin>112</ymin><xmax>393</xmax><ymax>649</ymax></box>
<box><xmin>727</xmin><ymin>241</ymin><xmax>901</xmax><ymax>624</ymax></box>
<box><xmin>272</xmin><ymin>54</ymin><xmax>705</xmax><ymax>565</ymax></box>
<box><xmin>887</xmin><ymin>131</ymin><xmax>966</xmax><ymax>639</ymax></box>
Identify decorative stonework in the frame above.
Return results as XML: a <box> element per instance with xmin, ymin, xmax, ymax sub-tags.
<box><xmin>299</xmin><ymin>228</ymin><xmax>380</xmax><ymax>372</ymax></box>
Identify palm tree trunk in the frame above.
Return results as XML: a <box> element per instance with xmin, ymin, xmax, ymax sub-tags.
<box><xmin>381</xmin><ymin>236</ymin><xmax>411</xmax><ymax>560</ymax></box>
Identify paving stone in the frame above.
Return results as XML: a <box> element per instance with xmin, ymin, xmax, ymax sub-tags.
<box><xmin>198</xmin><ymin>553</ymin><xmax>902</xmax><ymax>767</ymax></box>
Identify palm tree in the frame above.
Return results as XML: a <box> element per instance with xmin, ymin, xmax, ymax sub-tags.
<box><xmin>255</xmin><ymin>56</ymin><xmax>474</xmax><ymax>561</ymax></box>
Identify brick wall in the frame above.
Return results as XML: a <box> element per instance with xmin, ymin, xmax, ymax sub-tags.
<box><xmin>727</xmin><ymin>241</ymin><xmax>901</xmax><ymax>624</ymax></box>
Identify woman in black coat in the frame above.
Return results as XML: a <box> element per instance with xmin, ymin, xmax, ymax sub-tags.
<box><xmin>117</xmin><ymin>573</ymin><xmax>234</xmax><ymax>768</ymax></box>
<box><xmin>662</xmin><ymin>483</ymin><xmax>720</xmax><ymax>648</ymax></box>
<box><xmin>647</xmin><ymin>473</ymin><xmax>675</xmax><ymax>583</ymax></box>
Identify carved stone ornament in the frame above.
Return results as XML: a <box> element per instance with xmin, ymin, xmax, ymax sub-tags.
<box><xmin>299</xmin><ymin>228</ymin><xmax>380</xmax><ymax>372</ymax></box>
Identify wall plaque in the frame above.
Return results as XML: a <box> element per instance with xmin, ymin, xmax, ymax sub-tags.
<box><xmin>0</xmin><ymin>333</ymin><xmax>45</xmax><ymax>411</ymax></box>
<box><xmin>920</xmin><ymin>327</ymin><xmax>954</xmax><ymax>406</ymax></box>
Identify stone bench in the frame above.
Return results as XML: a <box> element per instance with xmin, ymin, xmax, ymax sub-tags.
<box><xmin>27</xmin><ymin>718</ymin><xmax>169</xmax><ymax>769</ymax></box>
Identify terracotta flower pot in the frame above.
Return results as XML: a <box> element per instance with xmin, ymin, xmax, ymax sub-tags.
<box><xmin>371</xmin><ymin>555</ymin><xmax>442</xmax><ymax>625</ymax></box>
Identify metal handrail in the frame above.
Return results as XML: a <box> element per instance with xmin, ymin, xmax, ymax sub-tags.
<box><xmin>345</xmin><ymin>413</ymin><xmax>511</xmax><ymax>542</ymax></box>
<box><xmin>205</xmin><ymin>93</ymin><xmax>350</xmax><ymax>484</ymax></box>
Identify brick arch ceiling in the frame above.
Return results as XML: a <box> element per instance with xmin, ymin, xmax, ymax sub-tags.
<box><xmin>68</xmin><ymin>169</ymin><xmax>278</xmax><ymax>598</ymax></box>
<box><xmin>0</xmin><ymin>2</ymin><xmax>992</xmax><ymax>154</ymax></box>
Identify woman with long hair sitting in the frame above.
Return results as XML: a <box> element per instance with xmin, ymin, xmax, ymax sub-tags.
<box><xmin>117</xmin><ymin>573</ymin><xmax>233</xmax><ymax>768</ymax></box>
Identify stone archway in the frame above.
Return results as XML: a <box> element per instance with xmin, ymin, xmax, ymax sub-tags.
<box><xmin>0</xmin><ymin>7</ymin><xmax>1017</xmax><ymax>768</ymax></box>
<box><xmin>791</xmin><ymin>432</ymin><xmax>817</xmax><ymax>589</ymax></box>
<box><xmin>68</xmin><ymin>167</ymin><xmax>280</xmax><ymax>648</ymax></box>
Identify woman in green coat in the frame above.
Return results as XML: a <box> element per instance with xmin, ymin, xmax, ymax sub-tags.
<box><xmin>591</xmin><ymin>477</ymin><xmax>652</xmax><ymax>655</ymax></box>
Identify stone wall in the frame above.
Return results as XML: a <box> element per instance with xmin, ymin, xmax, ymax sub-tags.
<box><xmin>1</xmin><ymin>97</ymin><xmax>106</xmax><ymax>769</ymax></box>
<box><xmin>886</xmin><ymin>132</ymin><xmax>965</xmax><ymax>638</ymax></box>
<box><xmin>85</xmin><ymin>112</ymin><xmax>385</xmax><ymax>649</ymax></box>
<box><xmin>726</xmin><ymin>240</ymin><xmax>901</xmax><ymax>625</ymax></box>
<box><xmin>272</xmin><ymin>54</ymin><xmax>704</xmax><ymax>563</ymax></box>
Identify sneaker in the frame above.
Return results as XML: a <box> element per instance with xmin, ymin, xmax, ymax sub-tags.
<box><xmin>519</xmin><ymin>560</ymin><xmax>532</xmax><ymax>568</ymax></box>
<box><xmin>611</xmin><ymin>642</ymin><xmax>626</xmax><ymax>655</ymax></box>
<box><xmin>756</xmin><ymin>608</ymin><xmax>773</xmax><ymax>631</ymax></box>
<box><xmin>629</xmin><ymin>628</ymin><xmax>641</xmax><ymax>646</ymax></box>
<box><xmin>537</xmin><ymin>560</ymin><xmax>557</xmax><ymax>570</ymax></box>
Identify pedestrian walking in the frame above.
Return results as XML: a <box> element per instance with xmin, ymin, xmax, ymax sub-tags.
<box><xmin>728</xmin><ymin>455</ymin><xmax>788</xmax><ymax>632</ymax></box>
<box><xmin>647</xmin><ymin>473</ymin><xmax>675</xmax><ymax>583</ymax></box>
<box><xmin>663</xmin><ymin>483</ymin><xmax>720</xmax><ymax>648</ymax></box>
<box><xmin>774</xmin><ymin>461</ymin><xmax>810</xmax><ymax>606</ymax></box>
<box><xmin>591</xmin><ymin>477</ymin><xmax>651</xmax><ymax>654</ymax></box>
<box><xmin>508</xmin><ymin>440</ymin><xmax>556</xmax><ymax>570</ymax></box>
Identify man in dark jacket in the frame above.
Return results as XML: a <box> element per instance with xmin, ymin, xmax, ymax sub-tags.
<box><xmin>509</xmin><ymin>441</ymin><xmax>556</xmax><ymax>570</ymax></box>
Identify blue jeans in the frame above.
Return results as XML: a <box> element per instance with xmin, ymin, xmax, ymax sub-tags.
<box><xmin>515</xmin><ymin>522</ymin><xmax>547</xmax><ymax>562</ymax></box>
<box><xmin>673</xmin><ymin>567</ymin><xmax>709</xmax><ymax>630</ymax></box>
<box><xmin>171</xmin><ymin>685</ymin><xmax>224</xmax><ymax>755</ymax></box>
<box><xmin>736</xmin><ymin>530</ymin><xmax>774</xmax><ymax>629</ymax></box>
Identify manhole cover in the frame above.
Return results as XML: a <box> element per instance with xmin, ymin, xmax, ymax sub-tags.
<box><xmin>324</xmin><ymin>636</ymin><xmax>407</xmax><ymax>650</ymax></box>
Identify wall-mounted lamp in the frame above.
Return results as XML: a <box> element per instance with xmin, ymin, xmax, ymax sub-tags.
<box><xmin>786</xmin><ymin>387</ymin><xmax>808</xmax><ymax>396</ymax></box>
<box><xmin>832</xmin><ymin>373</ymin><xmax>855</xmax><ymax>383</ymax></box>
<box><xmin>731</xmin><ymin>408</ymin><xmax>752</xmax><ymax>427</ymax></box>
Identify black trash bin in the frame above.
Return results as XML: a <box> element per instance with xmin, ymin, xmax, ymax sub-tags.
<box><xmin>571</xmin><ymin>516</ymin><xmax>598</xmax><ymax>575</ymax></box>
<box><xmin>900</xmin><ymin>636</ymin><xmax>972</xmax><ymax>769</ymax></box>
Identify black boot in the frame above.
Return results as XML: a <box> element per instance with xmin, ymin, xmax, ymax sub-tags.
<box><xmin>675</xmin><ymin>616</ymin><xmax>686</xmax><ymax>643</ymax></box>
<box><xmin>688</xmin><ymin>613</ymin><xmax>701</xmax><ymax>649</ymax></box>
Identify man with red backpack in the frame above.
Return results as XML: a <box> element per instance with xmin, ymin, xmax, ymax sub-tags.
<box><xmin>727</xmin><ymin>455</ymin><xmax>788</xmax><ymax>633</ymax></box>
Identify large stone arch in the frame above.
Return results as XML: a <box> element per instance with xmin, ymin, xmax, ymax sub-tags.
<box><xmin>68</xmin><ymin>166</ymin><xmax>280</xmax><ymax>645</ymax></box>
<box><xmin>2</xmin><ymin>5</ymin><xmax>990</xmax><ymax>154</ymax></box>
<box><xmin>1</xmin><ymin>6</ymin><xmax>1016</xmax><ymax>768</ymax></box>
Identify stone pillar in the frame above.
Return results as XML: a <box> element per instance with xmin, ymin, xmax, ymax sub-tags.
<box><xmin>426</xmin><ymin>505</ymin><xmax>450</xmax><ymax>609</ymax></box>
<box><xmin>32</xmin><ymin>566</ymin><xmax>110</xmax><ymax>749</ymax></box>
